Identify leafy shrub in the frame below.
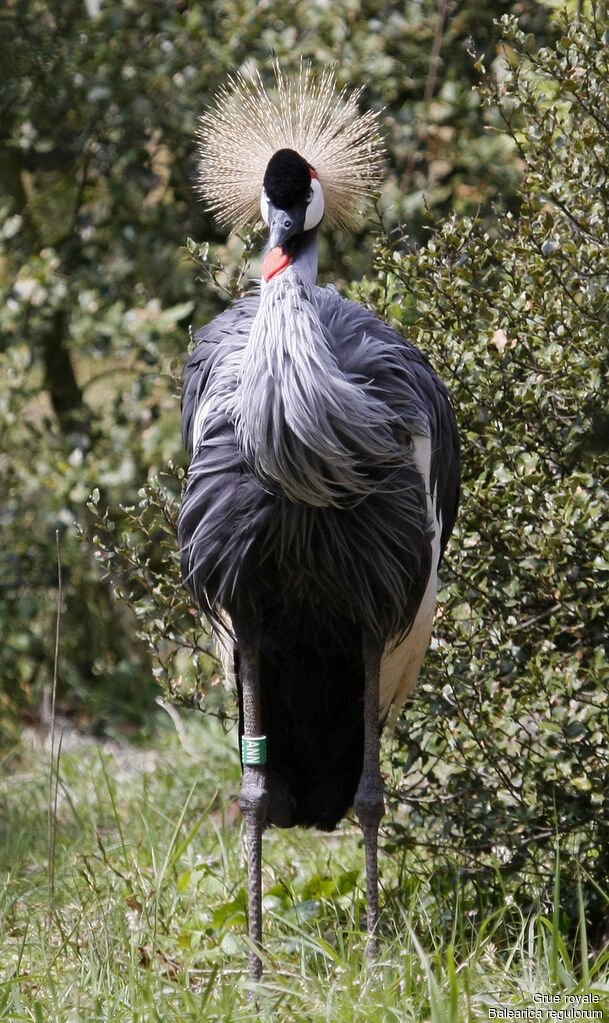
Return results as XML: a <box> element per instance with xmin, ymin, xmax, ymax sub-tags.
<box><xmin>356</xmin><ymin>12</ymin><xmax>609</xmax><ymax>940</ymax></box>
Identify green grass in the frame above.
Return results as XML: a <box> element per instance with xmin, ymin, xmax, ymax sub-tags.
<box><xmin>1</xmin><ymin>714</ymin><xmax>609</xmax><ymax>1022</ymax></box>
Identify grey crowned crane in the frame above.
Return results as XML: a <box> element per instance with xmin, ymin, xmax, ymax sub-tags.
<box><xmin>178</xmin><ymin>65</ymin><xmax>460</xmax><ymax>979</ymax></box>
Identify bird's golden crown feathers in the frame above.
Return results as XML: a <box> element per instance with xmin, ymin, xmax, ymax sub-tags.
<box><xmin>196</xmin><ymin>62</ymin><xmax>385</xmax><ymax>232</ymax></box>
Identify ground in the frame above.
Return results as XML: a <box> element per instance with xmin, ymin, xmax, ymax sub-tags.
<box><xmin>1</xmin><ymin>712</ymin><xmax>607</xmax><ymax>1022</ymax></box>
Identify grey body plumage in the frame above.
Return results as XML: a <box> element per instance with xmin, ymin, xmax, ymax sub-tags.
<box><xmin>178</xmin><ymin>66</ymin><xmax>460</xmax><ymax>979</ymax></box>
<box><xmin>180</xmin><ymin>278</ymin><xmax>458</xmax><ymax>651</ymax></box>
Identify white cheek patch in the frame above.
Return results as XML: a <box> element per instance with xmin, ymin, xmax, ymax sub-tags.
<box><xmin>260</xmin><ymin>188</ymin><xmax>270</xmax><ymax>224</ymax></box>
<box><xmin>304</xmin><ymin>177</ymin><xmax>324</xmax><ymax>230</ymax></box>
<box><xmin>260</xmin><ymin>179</ymin><xmax>324</xmax><ymax>230</ymax></box>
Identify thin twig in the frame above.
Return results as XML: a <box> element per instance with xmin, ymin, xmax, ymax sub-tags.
<box><xmin>47</xmin><ymin>530</ymin><xmax>64</xmax><ymax>927</ymax></box>
<box><xmin>156</xmin><ymin>696</ymin><xmax>205</xmax><ymax>760</ymax></box>
<box><xmin>424</xmin><ymin>0</ymin><xmax>449</xmax><ymax>106</ymax></box>
<box><xmin>402</xmin><ymin>0</ymin><xmax>450</xmax><ymax>196</ymax></box>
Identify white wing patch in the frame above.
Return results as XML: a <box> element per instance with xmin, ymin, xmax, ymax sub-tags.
<box><xmin>379</xmin><ymin>434</ymin><xmax>442</xmax><ymax>726</ymax></box>
<box><xmin>213</xmin><ymin>608</ymin><xmax>237</xmax><ymax>689</ymax></box>
<box><xmin>192</xmin><ymin>398</ymin><xmax>212</xmax><ymax>451</ymax></box>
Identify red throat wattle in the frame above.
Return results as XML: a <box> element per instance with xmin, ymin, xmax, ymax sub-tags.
<box><xmin>263</xmin><ymin>246</ymin><xmax>291</xmax><ymax>281</ymax></box>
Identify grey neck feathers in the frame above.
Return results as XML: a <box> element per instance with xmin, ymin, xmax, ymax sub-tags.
<box><xmin>230</xmin><ymin>272</ymin><xmax>402</xmax><ymax>507</ymax></box>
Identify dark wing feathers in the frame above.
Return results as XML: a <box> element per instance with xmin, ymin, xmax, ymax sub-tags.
<box><xmin>313</xmin><ymin>285</ymin><xmax>460</xmax><ymax>555</ymax></box>
<box><xmin>180</xmin><ymin>284</ymin><xmax>460</xmax><ymax>622</ymax></box>
<box><xmin>179</xmin><ymin>285</ymin><xmax>459</xmax><ymax>828</ymax></box>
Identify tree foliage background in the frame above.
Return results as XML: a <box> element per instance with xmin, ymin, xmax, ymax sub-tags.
<box><xmin>1</xmin><ymin>0</ymin><xmax>608</xmax><ymax>939</ymax></box>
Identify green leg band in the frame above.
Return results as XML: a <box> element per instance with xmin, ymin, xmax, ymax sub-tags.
<box><xmin>242</xmin><ymin>735</ymin><xmax>267</xmax><ymax>766</ymax></box>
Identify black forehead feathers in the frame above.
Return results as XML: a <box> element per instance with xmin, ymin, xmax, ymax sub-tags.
<box><xmin>263</xmin><ymin>148</ymin><xmax>311</xmax><ymax>209</ymax></box>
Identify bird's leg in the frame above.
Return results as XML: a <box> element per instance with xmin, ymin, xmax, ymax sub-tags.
<box><xmin>234</xmin><ymin>616</ymin><xmax>267</xmax><ymax>982</ymax></box>
<box><xmin>354</xmin><ymin>634</ymin><xmax>385</xmax><ymax>961</ymax></box>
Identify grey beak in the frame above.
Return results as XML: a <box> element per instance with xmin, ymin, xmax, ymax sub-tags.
<box><xmin>268</xmin><ymin>202</ymin><xmax>306</xmax><ymax>249</ymax></box>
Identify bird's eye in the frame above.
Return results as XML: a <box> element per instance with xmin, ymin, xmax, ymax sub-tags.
<box><xmin>306</xmin><ymin>187</ymin><xmax>314</xmax><ymax>205</ymax></box>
